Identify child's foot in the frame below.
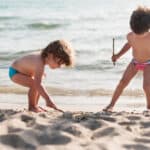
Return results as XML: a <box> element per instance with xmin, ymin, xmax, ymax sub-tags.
<box><xmin>29</xmin><ymin>106</ymin><xmax>43</xmax><ymax>113</ymax></box>
<box><xmin>103</xmin><ymin>105</ymin><xmax>114</xmax><ymax>112</ymax></box>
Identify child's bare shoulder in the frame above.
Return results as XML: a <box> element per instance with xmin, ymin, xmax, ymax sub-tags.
<box><xmin>22</xmin><ymin>53</ymin><xmax>40</xmax><ymax>61</ymax></box>
<box><xmin>127</xmin><ymin>32</ymin><xmax>134</xmax><ymax>43</ymax></box>
<box><xmin>127</xmin><ymin>32</ymin><xmax>133</xmax><ymax>38</ymax></box>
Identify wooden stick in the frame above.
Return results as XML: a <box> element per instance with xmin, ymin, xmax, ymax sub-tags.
<box><xmin>113</xmin><ymin>38</ymin><xmax>115</xmax><ymax>66</ymax></box>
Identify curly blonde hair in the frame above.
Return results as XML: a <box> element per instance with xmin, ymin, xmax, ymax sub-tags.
<box><xmin>41</xmin><ymin>39</ymin><xmax>74</xmax><ymax>66</ymax></box>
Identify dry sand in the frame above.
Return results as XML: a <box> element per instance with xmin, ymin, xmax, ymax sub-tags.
<box><xmin>0</xmin><ymin>109</ymin><xmax>150</xmax><ymax>150</ymax></box>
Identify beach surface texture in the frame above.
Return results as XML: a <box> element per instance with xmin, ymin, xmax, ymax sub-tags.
<box><xmin>0</xmin><ymin>109</ymin><xmax>150</xmax><ymax>150</ymax></box>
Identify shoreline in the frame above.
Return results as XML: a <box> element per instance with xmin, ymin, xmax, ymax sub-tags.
<box><xmin>0</xmin><ymin>93</ymin><xmax>147</xmax><ymax>113</ymax></box>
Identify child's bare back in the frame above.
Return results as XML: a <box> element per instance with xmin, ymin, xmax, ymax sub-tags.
<box><xmin>12</xmin><ymin>54</ymin><xmax>44</xmax><ymax>77</ymax></box>
<box><xmin>127</xmin><ymin>32</ymin><xmax>150</xmax><ymax>62</ymax></box>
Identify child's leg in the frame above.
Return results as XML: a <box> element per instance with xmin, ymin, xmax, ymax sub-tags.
<box><xmin>27</xmin><ymin>87</ymin><xmax>41</xmax><ymax>112</ymax></box>
<box><xmin>104</xmin><ymin>62</ymin><xmax>138</xmax><ymax>111</ymax></box>
<box><xmin>35</xmin><ymin>94</ymin><xmax>47</xmax><ymax>111</ymax></box>
<box><xmin>11</xmin><ymin>74</ymin><xmax>42</xmax><ymax>112</ymax></box>
<box><xmin>143</xmin><ymin>65</ymin><xmax>150</xmax><ymax>109</ymax></box>
<box><xmin>35</xmin><ymin>94</ymin><xmax>40</xmax><ymax>105</ymax></box>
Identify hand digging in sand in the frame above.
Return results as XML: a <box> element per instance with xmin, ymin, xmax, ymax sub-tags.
<box><xmin>46</xmin><ymin>100</ymin><xmax>64</xmax><ymax>113</ymax></box>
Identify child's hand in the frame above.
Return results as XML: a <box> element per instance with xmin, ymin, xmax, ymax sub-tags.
<box><xmin>46</xmin><ymin>100</ymin><xmax>64</xmax><ymax>112</ymax></box>
<box><xmin>111</xmin><ymin>54</ymin><xmax>119</xmax><ymax>63</ymax></box>
<box><xmin>46</xmin><ymin>100</ymin><xmax>57</xmax><ymax>109</ymax></box>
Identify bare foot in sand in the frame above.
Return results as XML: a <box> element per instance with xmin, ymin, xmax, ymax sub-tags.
<box><xmin>103</xmin><ymin>105</ymin><xmax>114</xmax><ymax>112</ymax></box>
<box><xmin>29</xmin><ymin>106</ymin><xmax>44</xmax><ymax>113</ymax></box>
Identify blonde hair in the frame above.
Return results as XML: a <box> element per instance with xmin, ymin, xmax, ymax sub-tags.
<box><xmin>41</xmin><ymin>39</ymin><xmax>74</xmax><ymax>66</ymax></box>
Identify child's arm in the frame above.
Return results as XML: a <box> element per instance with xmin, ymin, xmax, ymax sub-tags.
<box><xmin>112</xmin><ymin>42</ymin><xmax>131</xmax><ymax>63</ymax></box>
<box><xmin>34</xmin><ymin>66</ymin><xmax>57</xmax><ymax>109</ymax></box>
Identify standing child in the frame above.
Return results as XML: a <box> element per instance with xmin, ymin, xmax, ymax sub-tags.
<box><xmin>9</xmin><ymin>40</ymin><xmax>74</xmax><ymax>112</ymax></box>
<box><xmin>104</xmin><ymin>6</ymin><xmax>150</xmax><ymax>112</ymax></box>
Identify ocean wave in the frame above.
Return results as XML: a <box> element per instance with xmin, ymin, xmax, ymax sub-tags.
<box><xmin>0</xmin><ymin>16</ymin><xmax>18</xmax><ymax>20</ymax></box>
<box><xmin>75</xmin><ymin>64</ymin><xmax>112</xmax><ymax>71</ymax></box>
<box><xmin>75</xmin><ymin>59</ymin><xmax>114</xmax><ymax>71</ymax></box>
<box><xmin>27</xmin><ymin>22</ymin><xmax>64</xmax><ymax>30</ymax></box>
<box><xmin>0</xmin><ymin>86</ymin><xmax>144</xmax><ymax>97</ymax></box>
<box><xmin>0</xmin><ymin>21</ymin><xmax>66</xmax><ymax>31</ymax></box>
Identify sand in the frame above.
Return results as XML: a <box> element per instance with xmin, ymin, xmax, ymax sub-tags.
<box><xmin>0</xmin><ymin>109</ymin><xmax>150</xmax><ymax>150</ymax></box>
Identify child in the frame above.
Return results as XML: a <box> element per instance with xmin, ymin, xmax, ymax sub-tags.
<box><xmin>9</xmin><ymin>39</ymin><xmax>74</xmax><ymax>112</ymax></box>
<box><xmin>104</xmin><ymin>6</ymin><xmax>150</xmax><ymax>112</ymax></box>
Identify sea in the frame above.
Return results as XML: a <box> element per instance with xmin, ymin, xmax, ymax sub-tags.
<box><xmin>0</xmin><ymin>0</ymin><xmax>150</xmax><ymax>111</ymax></box>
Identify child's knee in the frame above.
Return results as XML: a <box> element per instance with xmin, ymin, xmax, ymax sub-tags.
<box><xmin>28</xmin><ymin>79</ymin><xmax>35</xmax><ymax>88</ymax></box>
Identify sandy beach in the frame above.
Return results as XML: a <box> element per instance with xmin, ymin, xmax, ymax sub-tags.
<box><xmin>1</xmin><ymin>1</ymin><xmax>150</xmax><ymax>150</ymax></box>
<box><xmin>0</xmin><ymin>107</ymin><xmax>150</xmax><ymax>150</ymax></box>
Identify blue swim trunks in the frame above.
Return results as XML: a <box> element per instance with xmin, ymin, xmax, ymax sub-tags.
<box><xmin>9</xmin><ymin>67</ymin><xmax>19</xmax><ymax>79</ymax></box>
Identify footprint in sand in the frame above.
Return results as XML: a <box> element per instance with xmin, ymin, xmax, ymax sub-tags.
<box><xmin>21</xmin><ymin>114</ymin><xmax>36</xmax><ymax>127</ymax></box>
<box><xmin>81</xmin><ymin>119</ymin><xmax>108</xmax><ymax>130</ymax></box>
<box><xmin>61</xmin><ymin>124</ymin><xmax>82</xmax><ymax>136</ymax></box>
